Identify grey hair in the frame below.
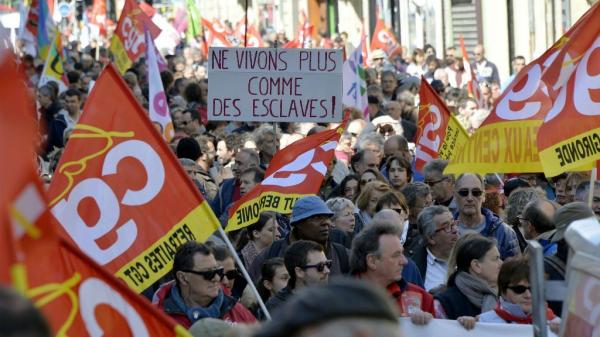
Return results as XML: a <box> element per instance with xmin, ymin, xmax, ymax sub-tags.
<box><xmin>325</xmin><ymin>198</ymin><xmax>355</xmax><ymax>220</ymax></box>
<box><xmin>350</xmin><ymin>222</ymin><xmax>401</xmax><ymax>274</ymax></box>
<box><xmin>417</xmin><ymin>205</ymin><xmax>450</xmax><ymax>237</ymax></box>
<box><xmin>422</xmin><ymin>159</ymin><xmax>451</xmax><ymax>180</ymax></box>
<box><xmin>506</xmin><ymin>188</ymin><xmax>540</xmax><ymax>226</ymax></box>
<box><xmin>356</xmin><ymin>132</ymin><xmax>384</xmax><ymax>152</ymax></box>
<box><xmin>253</xmin><ymin>125</ymin><xmax>278</xmax><ymax>144</ymax></box>
<box><xmin>454</xmin><ymin>173</ymin><xmax>484</xmax><ymax>189</ymax></box>
<box><xmin>401</xmin><ymin>182</ymin><xmax>431</xmax><ymax>208</ymax></box>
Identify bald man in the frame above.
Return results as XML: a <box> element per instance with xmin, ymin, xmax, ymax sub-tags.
<box><xmin>472</xmin><ymin>44</ymin><xmax>500</xmax><ymax>86</ymax></box>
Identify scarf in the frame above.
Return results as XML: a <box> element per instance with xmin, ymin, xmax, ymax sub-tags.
<box><xmin>170</xmin><ymin>284</ymin><xmax>225</xmax><ymax>323</ymax></box>
<box><xmin>241</xmin><ymin>241</ymin><xmax>260</xmax><ymax>268</ymax></box>
<box><xmin>494</xmin><ymin>297</ymin><xmax>556</xmax><ymax>324</ymax></box>
<box><xmin>454</xmin><ymin>271</ymin><xmax>498</xmax><ymax>312</ymax></box>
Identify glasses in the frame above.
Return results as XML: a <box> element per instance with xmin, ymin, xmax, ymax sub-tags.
<box><xmin>182</xmin><ymin>267</ymin><xmax>224</xmax><ymax>281</ymax></box>
<box><xmin>302</xmin><ymin>260</ymin><xmax>332</xmax><ymax>273</ymax></box>
<box><xmin>224</xmin><ymin>269</ymin><xmax>239</xmax><ymax>280</ymax></box>
<box><xmin>507</xmin><ymin>285</ymin><xmax>531</xmax><ymax>294</ymax></box>
<box><xmin>457</xmin><ymin>188</ymin><xmax>483</xmax><ymax>197</ymax></box>
<box><xmin>424</xmin><ymin>177</ymin><xmax>447</xmax><ymax>187</ymax></box>
<box><xmin>435</xmin><ymin>220</ymin><xmax>459</xmax><ymax>233</ymax></box>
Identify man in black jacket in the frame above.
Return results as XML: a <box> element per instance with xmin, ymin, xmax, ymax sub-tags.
<box><xmin>265</xmin><ymin>240</ymin><xmax>330</xmax><ymax>312</ymax></box>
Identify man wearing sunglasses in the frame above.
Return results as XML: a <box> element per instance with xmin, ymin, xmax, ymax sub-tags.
<box><xmin>422</xmin><ymin>159</ymin><xmax>457</xmax><ymax>213</ymax></box>
<box><xmin>153</xmin><ymin>242</ymin><xmax>256</xmax><ymax>327</ymax></box>
<box><xmin>454</xmin><ymin>173</ymin><xmax>520</xmax><ymax>260</ymax></box>
<box><xmin>350</xmin><ymin>222</ymin><xmax>435</xmax><ymax>325</ymax></box>
<box><xmin>266</xmin><ymin>240</ymin><xmax>330</xmax><ymax>312</ymax></box>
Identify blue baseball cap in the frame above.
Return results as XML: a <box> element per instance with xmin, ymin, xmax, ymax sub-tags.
<box><xmin>290</xmin><ymin>196</ymin><xmax>334</xmax><ymax>225</ymax></box>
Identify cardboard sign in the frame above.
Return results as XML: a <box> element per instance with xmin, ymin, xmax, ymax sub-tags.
<box><xmin>208</xmin><ymin>47</ymin><xmax>343</xmax><ymax>122</ymax></box>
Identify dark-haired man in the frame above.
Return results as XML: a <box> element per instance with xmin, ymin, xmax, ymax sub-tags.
<box><xmin>153</xmin><ymin>241</ymin><xmax>255</xmax><ymax>327</ymax></box>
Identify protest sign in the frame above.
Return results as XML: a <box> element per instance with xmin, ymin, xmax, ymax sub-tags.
<box><xmin>47</xmin><ymin>64</ymin><xmax>219</xmax><ymax>293</ymax></box>
<box><xmin>399</xmin><ymin>318</ymin><xmax>557</xmax><ymax>337</ymax></box>
<box><xmin>208</xmin><ymin>47</ymin><xmax>343</xmax><ymax>122</ymax></box>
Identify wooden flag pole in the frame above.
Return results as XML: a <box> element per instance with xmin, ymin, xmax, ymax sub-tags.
<box><xmin>589</xmin><ymin>162</ymin><xmax>597</xmax><ymax>208</ymax></box>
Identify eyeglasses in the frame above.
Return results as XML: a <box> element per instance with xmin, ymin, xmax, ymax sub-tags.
<box><xmin>302</xmin><ymin>260</ymin><xmax>332</xmax><ymax>273</ymax></box>
<box><xmin>457</xmin><ymin>188</ymin><xmax>483</xmax><ymax>197</ymax></box>
<box><xmin>424</xmin><ymin>177</ymin><xmax>447</xmax><ymax>187</ymax></box>
<box><xmin>435</xmin><ymin>220</ymin><xmax>459</xmax><ymax>233</ymax></box>
<box><xmin>507</xmin><ymin>285</ymin><xmax>531</xmax><ymax>294</ymax></box>
<box><xmin>182</xmin><ymin>267</ymin><xmax>224</xmax><ymax>281</ymax></box>
<box><xmin>224</xmin><ymin>269</ymin><xmax>239</xmax><ymax>280</ymax></box>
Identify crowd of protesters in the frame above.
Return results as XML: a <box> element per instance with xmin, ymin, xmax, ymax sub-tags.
<box><xmin>17</xmin><ymin>19</ymin><xmax>600</xmax><ymax>337</ymax></box>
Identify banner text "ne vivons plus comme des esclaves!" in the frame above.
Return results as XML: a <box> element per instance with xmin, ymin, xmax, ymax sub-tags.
<box><xmin>207</xmin><ymin>48</ymin><xmax>343</xmax><ymax>123</ymax></box>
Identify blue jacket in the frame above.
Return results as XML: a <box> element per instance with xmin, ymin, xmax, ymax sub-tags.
<box><xmin>211</xmin><ymin>178</ymin><xmax>237</xmax><ymax>219</ymax></box>
<box><xmin>454</xmin><ymin>208</ymin><xmax>521</xmax><ymax>260</ymax></box>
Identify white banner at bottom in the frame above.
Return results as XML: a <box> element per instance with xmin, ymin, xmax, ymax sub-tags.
<box><xmin>399</xmin><ymin>318</ymin><xmax>558</xmax><ymax>337</ymax></box>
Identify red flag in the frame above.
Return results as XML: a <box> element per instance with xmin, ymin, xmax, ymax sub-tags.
<box><xmin>535</xmin><ymin>2</ymin><xmax>600</xmax><ymax>176</ymax></box>
<box><xmin>370</xmin><ymin>18</ymin><xmax>402</xmax><ymax>60</ymax></box>
<box><xmin>298</xmin><ymin>10</ymin><xmax>314</xmax><ymax>48</ymax></box>
<box><xmin>282</xmin><ymin>39</ymin><xmax>300</xmax><ymax>49</ymax></box>
<box><xmin>109</xmin><ymin>0</ymin><xmax>161</xmax><ymax>74</ymax></box>
<box><xmin>415</xmin><ymin>78</ymin><xmax>470</xmax><ymax>171</ymax></box>
<box><xmin>226</xmin><ymin>114</ymin><xmax>349</xmax><ymax>232</ymax></box>
<box><xmin>47</xmin><ymin>64</ymin><xmax>220</xmax><ymax>293</ymax></box>
<box><xmin>235</xmin><ymin>16</ymin><xmax>264</xmax><ymax>47</ymax></box>
<box><xmin>0</xmin><ymin>51</ymin><xmax>192</xmax><ymax>337</ymax></box>
<box><xmin>201</xmin><ymin>17</ymin><xmax>232</xmax><ymax>47</ymax></box>
<box><xmin>459</xmin><ymin>36</ymin><xmax>487</xmax><ymax>109</ymax></box>
<box><xmin>90</xmin><ymin>0</ymin><xmax>108</xmax><ymax>36</ymax></box>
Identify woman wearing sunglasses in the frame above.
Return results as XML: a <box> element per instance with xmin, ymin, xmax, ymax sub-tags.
<box><xmin>478</xmin><ymin>258</ymin><xmax>560</xmax><ymax>333</ymax></box>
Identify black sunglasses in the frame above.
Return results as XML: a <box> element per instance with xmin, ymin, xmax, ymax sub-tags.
<box><xmin>224</xmin><ymin>269</ymin><xmax>239</xmax><ymax>280</ymax></box>
<box><xmin>507</xmin><ymin>285</ymin><xmax>531</xmax><ymax>294</ymax></box>
<box><xmin>457</xmin><ymin>188</ymin><xmax>483</xmax><ymax>197</ymax></box>
<box><xmin>182</xmin><ymin>267</ymin><xmax>224</xmax><ymax>281</ymax></box>
<box><xmin>302</xmin><ymin>260</ymin><xmax>332</xmax><ymax>272</ymax></box>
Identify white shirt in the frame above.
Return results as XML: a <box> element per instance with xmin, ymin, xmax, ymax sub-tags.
<box><xmin>423</xmin><ymin>248</ymin><xmax>448</xmax><ymax>292</ymax></box>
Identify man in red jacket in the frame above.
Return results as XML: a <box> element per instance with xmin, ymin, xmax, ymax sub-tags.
<box><xmin>350</xmin><ymin>221</ymin><xmax>435</xmax><ymax>324</ymax></box>
<box><xmin>153</xmin><ymin>242</ymin><xmax>255</xmax><ymax>327</ymax></box>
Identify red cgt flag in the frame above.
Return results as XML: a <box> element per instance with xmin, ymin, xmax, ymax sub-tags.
<box><xmin>109</xmin><ymin>0</ymin><xmax>161</xmax><ymax>74</ymax></box>
<box><xmin>536</xmin><ymin>2</ymin><xmax>600</xmax><ymax>177</ymax></box>
<box><xmin>235</xmin><ymin>16</ymin><xmax>264</xmax><ymax>48</ymax></box>
<box><xmin>0</xmin><ymin>50</ymin><xmax>192</xmax><ymax>337</ymax></box>
<box><xmin>459</xmin><ymin>36</ymin><xmax>487</xmax><ymax>109</ymax></box>
<box><xmin>201</xmin><ymin>17</ymin><xmax>232</xmax><ymax>47</ymax></box>
<box><xmin>226</xmin><ymin>114</ymin><xmax>349</xmax><ymax>232</ymax></box>
<box><xmin>47</xmin><ymin>64</ymin><xmax>220</xmax><ymax>293</ymax></box>
<box><xmin>370</xmin><ymin>18</ymin><xmax>402</xmax><ymax>60</ymax></box>
<box><xmin>415</xmin><ymin>78</ymin><xmax>469</xmax><ymax>172</ymax></box>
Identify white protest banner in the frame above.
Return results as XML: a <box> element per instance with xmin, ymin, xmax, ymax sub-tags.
<box><xmin>398</xmin><ymin>318</ymin><xmax>557</xmax><ymax>337</ymax></box>
<box><xmin>207</xmin><ymin>47</ymin><xmax>343</xmax><ymax>123</ymax></box>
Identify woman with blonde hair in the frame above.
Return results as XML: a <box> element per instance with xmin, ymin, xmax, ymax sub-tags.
<box><xmin>354</xmin><ymin>181</ymin><xmax>391</xmax><ymax>233</ymax></box>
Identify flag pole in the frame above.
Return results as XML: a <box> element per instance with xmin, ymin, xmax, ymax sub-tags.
<box><xmin>216</xmin><ymin>225</ymin><xmax>272</xmax><ymax>320</ymax></box>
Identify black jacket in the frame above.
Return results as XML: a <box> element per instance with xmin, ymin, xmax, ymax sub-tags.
<box><xmin>434</xmin><ymin>285</ymin><xmax>481</xmax><ymax>319</ymax></box>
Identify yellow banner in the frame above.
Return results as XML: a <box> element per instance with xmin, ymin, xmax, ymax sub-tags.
<box><xmin>445</xmin><ymin>120</ymin><xmax>543</xmax><ymax>174</ymax></box>
<box><xmin>109</xmin><ymin>35</ymin><xmax>133</xmax><ymax>75</ymax></box>
<box><xmin>116</xmin><ymin>202</ymin><xmax>218</xmax><ymax>293</ymax></box>
<box><xmin>439</xmin><ymin>116</ymin><xmax>470</xmax><ymax>161</ymax></box>
<box><xmin>226</xmin><ymin>192</ymin><xmax>308</xmax><ymax>232</ymax></box>
<box><xmin>539</xmin><ymin>128</ymin><xmax>600</xmax><ymax>177</ymax></box>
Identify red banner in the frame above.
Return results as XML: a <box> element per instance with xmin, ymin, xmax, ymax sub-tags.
<box><xmin>201</xmin><ymin>17</ymin><xmax>232</xmax><ymax>47</ymax></box>
<box><xmin>226</xmin><ymin>115</ymin><xmax>349</xmax><ymax>232</ymax></box>
<box><xmin>415</xmin><ymin>78</ymin><xmax>470</xmax><ymax>172</ymax></box>
<box><xmin>536</xmin><ymin>2</ymin><xmax>600</xmax><ymax>176</ymax></box>
<box><xmin>109</xmin><ymin>0</ymin><xmax>160</xmax><ymax>74</ymax></box>
<box><xmin>0</xmin><ymin>51</ymin><xmax>192</xmax><ymax>337</ymax></box>
<box><xmin>47</xmin><ymin>64</ymin><xmax>220</xmax><ymax>293</ymax></box>
<box><xmin>370</xmin><ymin>18</ymin><xmax>401</xmax><ymax>60</ymax></box>
<box><xmin>235</xmin><ymin>17</ymin><xmax>264</xmax><ymax>48</ymax></box>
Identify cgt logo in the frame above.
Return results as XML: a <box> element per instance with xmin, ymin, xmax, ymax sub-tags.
<box><xmin>416</xmin><ymin>104</ymin><xmax>444</xmax><ymax>163</ymax></box>
<box><xmin>262</xmin><ymin>141</ymin><xmax>337</xmax><ymax>188</ymax></box>
<box><xmin>51</xmin><ymin>125</ymin><xmax>165</xmax><ymax>266</ymax></box>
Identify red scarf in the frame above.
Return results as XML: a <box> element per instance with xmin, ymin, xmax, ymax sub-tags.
<box><xmin>493</xmin><ymin>302</ymin><xmax>556</xmax><ymax>324</ymax></box>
